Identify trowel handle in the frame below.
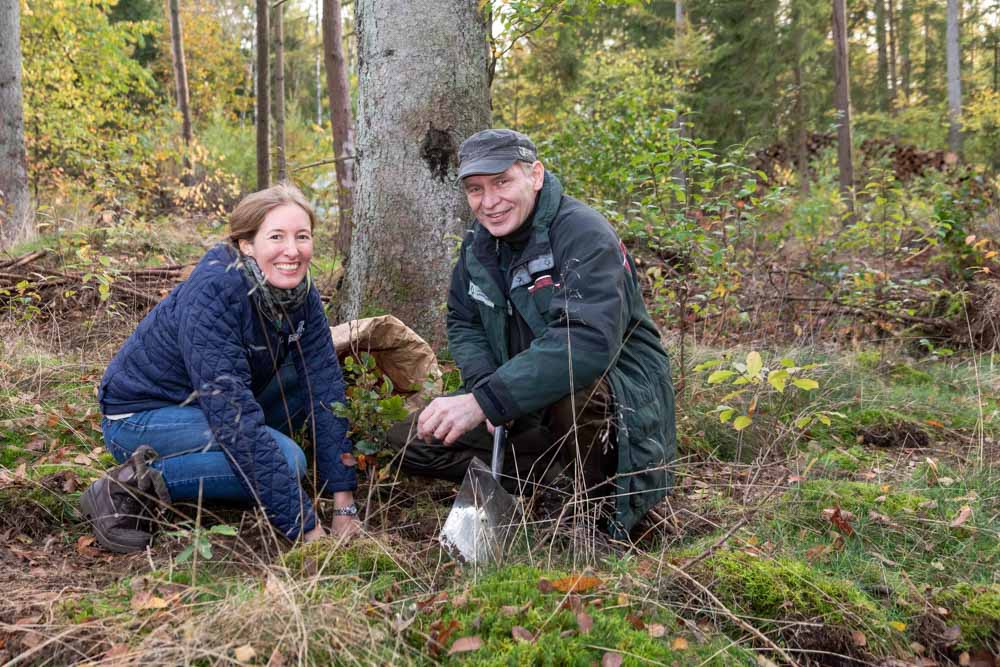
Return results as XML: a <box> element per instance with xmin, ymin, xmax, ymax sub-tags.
<box><xmin>490</xmin><ymin>425</ymin><xmax>506</xmax><ymax>482</ymax></box>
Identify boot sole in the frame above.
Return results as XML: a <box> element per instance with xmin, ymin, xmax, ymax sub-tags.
<box><xmin>79</xmin><ymin>483</ymin><xmax>151</xmax><ymax>554</ymax></box>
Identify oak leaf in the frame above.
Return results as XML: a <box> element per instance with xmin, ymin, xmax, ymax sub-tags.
<box><xmin>447</xmin><ymin>636</ymin><xmax>483</xmax><ymax>655</ymax></box>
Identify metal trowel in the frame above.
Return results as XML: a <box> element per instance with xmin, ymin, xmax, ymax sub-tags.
<box><xmin>439</xmin><ymin>426</ymin><xmax>520</xmax><ymax>563</ymax></box>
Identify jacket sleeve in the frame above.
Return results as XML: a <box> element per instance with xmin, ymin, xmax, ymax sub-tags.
<box><xmin>446</xmin><ymin>240</ymin><xmax>500</xmax><ymax>390</ymax></box>
<box><xmin>180</xmin><ymin>277</ymin><xmax>317</xmax><ymax>539</ymax></box>
<box><xmin>473</xmin><ymin>213</ymin><xmax>629</xmax><ymax>425</ymax></box>
<box><xmin>291</xmin><ymin>288</ymin><xmax>357</xmax><ymax>494</ymax></box>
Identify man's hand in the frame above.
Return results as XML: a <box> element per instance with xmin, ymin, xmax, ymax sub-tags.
<box><xmin>302</xmin><ymin>523</ymin><xmax>326</xmax><ymax>543</ymax></box>
<box><xmin>417</xmin><ymin>393</ymin><xmax>486</xmax><ymax>445</ymax></box>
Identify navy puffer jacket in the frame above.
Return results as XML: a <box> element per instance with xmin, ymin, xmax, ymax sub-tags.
<box><xmin>99</xmin><ymin>243</ymin><xmax>356</xmax><ymax>538</ymax></box>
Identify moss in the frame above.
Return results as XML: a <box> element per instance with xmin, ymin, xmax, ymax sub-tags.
<box><xmin>816</xmin><ymin>445</ymin><xmax>872</xmax><ymax>472</ymax></box>
<box><xmin>887</xmin><ymin>363</ymin><xmax>934</xmax><ymax>386</ymax></box>
<box><xmin>793</xmin><ymin>479</ymin><xmax>928</xmax><ymax>515</ymax></box>
<box><xmin>414</xmin><ymin>564</ymin><xmax>749</xmax><ymax>666</ymax></box>
<box><xmin>933</xmin><ymin>584</ymin><xmax>1000</xmax><ymax>649</ymax></box>
<box><xmin>283</xmin><ymin>535</ymin><xmax>401</xmax><ymax>579</ymax></box>
<box><xmin>703</xmin><ymin>550</ymin><xmax>900</xmax><ymax>652</ymax></box>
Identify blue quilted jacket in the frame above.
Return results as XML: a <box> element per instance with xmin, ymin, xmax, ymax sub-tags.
<box><xmin>99</xmin><ymin>243</ymin><xmax>356</xmax><ymax>538</ymax></box>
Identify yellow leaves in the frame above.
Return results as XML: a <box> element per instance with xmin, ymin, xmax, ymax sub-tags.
<box><xmin>791</xmin><ymin>378</ymin><xmax>819</xmax><ymax>391</ymax></box>
<box><xmin>889</xmin><ymin>621</ymin><xmax>907</xmax><ymax>632</ymax></box>
<box><xmin>745</xmin><ymin>351</ymin><xmax>763</xmax><ymax>377</ymax></box>
<box><xmin>732</xmin><ymin>415</ymin><xmax>752</xmax><ymax>431</ymax></box>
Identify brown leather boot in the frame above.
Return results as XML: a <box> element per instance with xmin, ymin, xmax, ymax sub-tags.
<box><xmin>79</xmin><ymin>446</ymin><xmax>170</xmax><ymax>553</ymax></box>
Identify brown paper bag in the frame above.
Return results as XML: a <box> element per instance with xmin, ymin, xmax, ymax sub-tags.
<box><xmin>330</xmin><ymin>315</ymin><xmax>441</xmax><ymax>411</ymax></box>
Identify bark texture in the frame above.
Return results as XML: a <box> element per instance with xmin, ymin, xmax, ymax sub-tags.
<box><xmin>832</xmin><ymin>0</ymin><xmax>855</xmax><ymax>218</ymax></box>
<box><xmin>256</xmin><ymin>0</ymin><xmax>271</xmax><ymax>189</ymax></box>
<box><xmin>0</xmin><ymin>0</ymin><xmax>32</xmax><ymax>249</ymax></box>
<box><xmin>322</xmin><ymin>0</ymin><xmax>356</xmax><ymax>262</ymax></box>
<box><xmin>340</xmin><ymin>0</ymin><xmax>491</xmax><ymax>348</ymax></box>
<box><xmin>167</xmin><ymin>0</ymin><xmax>192</xmax><ymax>145</ymax></box>
<box><xmin>946</xmin><ymin>0</ymin><xmax>963</xmax><ymax>154</ymax></box>
<box><xmin>273</xmin><ymin>2</ymin><xmax>287</xmax><ymax>182</ymax></box>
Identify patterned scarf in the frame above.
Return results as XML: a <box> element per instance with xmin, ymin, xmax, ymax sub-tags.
<box><xmin>238</xmin><ymin>254</ymin><xmax>311</xmax><ymax>328</ymax></box>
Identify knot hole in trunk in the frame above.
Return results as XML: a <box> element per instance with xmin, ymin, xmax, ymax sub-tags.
<box><xmin>420</xmin><ymin>126</ymin><xmax>456</xmax><ymax>182</ymax></box>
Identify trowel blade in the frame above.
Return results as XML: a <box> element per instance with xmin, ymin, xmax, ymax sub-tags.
<box><xmin>439</xmin><ymin>457</ymin><xmax>519</xmax><ymax>564</ymax></box>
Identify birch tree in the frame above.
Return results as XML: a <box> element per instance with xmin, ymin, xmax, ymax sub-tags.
<box><xmin>167</xmin><ymin>0</ymin><xmax>192</xmax><ymax>146</ymax></box>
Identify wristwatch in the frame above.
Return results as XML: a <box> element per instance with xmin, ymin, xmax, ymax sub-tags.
<box><xmin>332</xmin><ymin>503</ymin><xmax>359</xmax><ymax>517</ymax></box>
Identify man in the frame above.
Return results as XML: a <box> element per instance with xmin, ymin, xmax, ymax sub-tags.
<box><xmin>387</xmin><ymin>129</ymin><xmax>675</xmax><ymax>538</ymax></box>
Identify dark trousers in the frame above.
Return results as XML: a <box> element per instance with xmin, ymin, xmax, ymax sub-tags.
<box><xmin>386</xmin><ymin>381</ymin><xmax>617</xmax><ymax>498</ymax></box>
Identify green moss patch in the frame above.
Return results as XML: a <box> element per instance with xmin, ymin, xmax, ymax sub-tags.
<box><xmin>932</xmin><ymin>584</ymin><xmax>1000</xmax><ymax>650</ymax></box>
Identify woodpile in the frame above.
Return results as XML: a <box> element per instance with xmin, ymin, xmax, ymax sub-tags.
<box><xmin>750</xmin><ymin>133</ymin><xmax>963</xmax><ymax>183</ymax></box>
<box><xmin>0</xmin><ymin>250</ymin><xmax>189</xmax><ymax>312</ymax></box>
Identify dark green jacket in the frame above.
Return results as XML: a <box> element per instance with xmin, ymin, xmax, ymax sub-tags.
<box><xmin>447</xmin><ymin>172</ymin><xmax>676</xmax><ymax>536</ymax></box>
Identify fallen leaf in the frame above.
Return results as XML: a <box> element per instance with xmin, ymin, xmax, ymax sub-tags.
<box><xmin>340</xmin><ymin>452</ymin><xmax>358</xmax><ymax>467</ymax></box>
<box><xmin>130</xmin><ymin>591</ymin><xmax>168</xmax><ymax>611</ymax></box>
<box><xmin>73</xmin><ymin>454</ymin><xmax>92</xmax><ymax>466</ymax></box>
<box><xmin>804</xmin><ymin>544</ymin><xmax>830</xmax><ymax>562</ymax></box>
<box><xmin>20</xmin><ymin>631</ymin><xmax>43</xmax><ymax>650</ymax></box>
<box><xmin>14</xmin><ymin>615</ymin><xmax>41</xmax><ymax>625</ymax></box>
<box><xmin>267</xmin><ymin>648</ymin><xmax>287</xmax><ymax>667</ymax></box>
<box><xmin>452</xmin><ymin>594</ymin><xmax>468</xmax><ymax>608</ymax></box>
<box><xmin>940</xmin><ymin>625</ymin><xmax>961</xmax><ymax>644</ymax></box>
<box><xmin>850</xmin><ymin>630</ymin><xmax>867</xmax><ymax>647</ymax></box>
<box><xmin>626</xmin><ymin>613</ymin><xmax>645</xmax><ymax>630</ymax></box>
<box><xmin>511</xmin><ymin>626</ymin><xmax>534</xmax><ymax>643</ymax></box>
<box><xmin>925</xmin><ymin>419</ymin><xmax>945</xmax><ymax>428</ymax></box>
<box><xmin>102</xmin><ymin>644</ymin><xmax>129</xmax><ymax>660</ymax></box>
<box><xmin>447</xmin><ymin>636</ymin><xmax>483</xmax><ymax>656</ymax></box>
<box><xmin>76</xmin><ymin>535</ymin><xmax>100</xmax><ymax>558</ymax></box>
<box><xmin>551</xmin><ymin>574</ymin><xmax>602</xmax><ymax>593</ymax></box>
<box><xmin>949</xmin><ymin>505</ymin><xmax>973</xmax><ymax>528</ymax></box>
<box><xmin>822</xmin><ymin>507</ymin><xmax>855</xmax><ymax>536</ymax></box>
<box><xmin>537</xmin><ymin>578</ymin><xmax>555</xmax><ymax>593</ymax></box>
<box><xmin>234</xmin><ymin>644</ymin><xmax>256</xmax><ymax>662</ymax></box>
<box><xmin>500</xmin><ymin>605</ymin><xmax>521</xmax><ymax>616</ymax></box>
<box><xmin>889</xmin><ymin>621</ymin><xmax>907</xmax><ymax>632</ymax></box>
<box><xmin>602</xmin><ymin>652</ymin><xmax>623</xmax><ymax>667</ymax></box>
<box><xmin>671</xmin><ymin>637</ymin><xmax>689</xmax><ymax>650</ymax></box>
<box><xmin>959</xmin><ymin>652</ymin><xmax>970</xmax><ymax>666</ymax></box>
<box><xmin>576</xmin><ymin>611</ymin><xmax>593</xmax><ymax>635</ymax></box>
<box><xmin>14</xmin><ymin>463</ymin><xmax>27</xmax><ymax>479</ymax></box>
<box><xmin>868</xmin><ymin>510</ymin><xmax>900</xmax><ymax>529</ymax></box>
<box><xmin>647</xmin><ymin>623</ymin><xmax>666</xmax><ymax>638</ymax></box>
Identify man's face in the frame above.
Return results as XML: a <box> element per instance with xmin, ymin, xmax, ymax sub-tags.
<box><xmin>462</xmin><ymin>161</ymin><xmax>544</xmax><ymax>238</ymax></box>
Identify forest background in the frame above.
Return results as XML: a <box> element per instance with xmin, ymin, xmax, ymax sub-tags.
<box><xmin>1</xmin><ymin>1</ymin><xmax>999</xmax><ymax>666</ymax></box>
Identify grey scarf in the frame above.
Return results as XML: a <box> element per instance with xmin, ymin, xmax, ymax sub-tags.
<box><xmin>238</xmin><ymin>254</ymin><xmax>311</xmax><ymax>328</ymax></box>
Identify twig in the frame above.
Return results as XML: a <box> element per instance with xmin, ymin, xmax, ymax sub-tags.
<box><xmin>291</xmin><ymin>154</ymin><xmax>355</xmax><ymax>173</ymax></box>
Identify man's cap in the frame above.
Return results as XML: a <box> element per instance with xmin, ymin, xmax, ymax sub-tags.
<box><xmin>457</xmin><ymin>129</ymin><xmax>537</xmax><ymax>179</ymax></box>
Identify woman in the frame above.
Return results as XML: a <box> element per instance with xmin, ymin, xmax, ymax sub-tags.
<box><xmin>81</xmin><ymin>184</ymin><xmax>358</xmax><ymax>552</ymax></box>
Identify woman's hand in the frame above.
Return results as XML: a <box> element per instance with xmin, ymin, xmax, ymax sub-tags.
<box><xmin>303</xmin><ymin>523</ymin><xmax>326</xmax><ymax>543</ymax></box>
<box><xmin>330</xmin><ymin>490</ymin><xmax>361</xmax><ymax>539</ymax></box>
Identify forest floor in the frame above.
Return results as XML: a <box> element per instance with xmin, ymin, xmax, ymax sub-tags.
<box><xmin>0</xmin><ymin>214</ymin><xmax>998</xmax><ymax>666</ymax></box>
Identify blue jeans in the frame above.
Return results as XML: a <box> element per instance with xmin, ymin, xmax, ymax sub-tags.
<box><xmin>101</xmin><ymin>361</ymin><xmax>308</xmax><ymax>503</ymax></box>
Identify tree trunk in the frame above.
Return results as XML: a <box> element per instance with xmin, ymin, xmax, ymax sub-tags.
<box><xmin>256</xmin><ymin>0</ymin><xmax>271</xmax><ymax>189</ymax></box>
<box><xmin>273</xmin><ymin>1</ymin><xmax>287</xmax><ymax>182</ymax></box>
<box><xmin>167</xmin><ymin>0</ymin><xmax>192</xmax><ymax>146</ymax></box>
<box><xmin>322</xmin><ymin>0</ymin><xmax>356</xmax><ymax>264</ymax></box>
<box><xmin>671</xmin><ymin>0</ymin><xmax>686</xmax><ymax>200</ymax></box>
<box><xmin>875</xmin><ymin>0</ymin><xmax>889</xmax><ymax>110</ymax></box>
<box><xmin>922</xmin><ymin>3</ymin><xmax>933</xmax><ymax>98</ymax></box>
<box><xmin>946</xmin><ymin>0</ymin><xmax>962</xmax><ymax>155</ymax></box>
<box><xmin>792</xmin><ymin>0</ymin><xmax>809</xmax><ymax>194</ymax></box>
<box><xmin>833</xmin><ymin>0</ymin><xmax>855</xmax><ymax>219</ymax></box>
<box><xmin>887</xmin><ymin>0</ymin><xmax>898</xmax><ymax>110</ymax></box>
<box><xmin>899</xmin><ymin>0</ymin><xmax>912</xmax><ymax>102</ymax></box>
<box><xmin>340</xmin><ymin>0</ymin><xmax>491</xmax><ymax>347</ymax></box>
<box><xmin>0</xmin><ymin>0</ymin><xmax>32</xmax><ymax>249</ymax></box>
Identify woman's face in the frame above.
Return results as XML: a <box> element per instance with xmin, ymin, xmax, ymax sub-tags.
<box><xmin>239</xmin><ymin>204</ymin><xmax>313</xmax><ymax>289</ymax></box>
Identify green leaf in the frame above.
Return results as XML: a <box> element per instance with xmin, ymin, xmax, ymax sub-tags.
<box><xmin>197</xmin><ymin>539</ymin><xmax>213</xmax><ymax>560</ymax></box>
<box><xmin>707</xmin><ymin>370</ymin><xmax>736</xmax><ymax>384</ymax></box>
<box><xmin>817</xmin><ymin>414</ymin><xmax>832</xmax><ymax>426</ymax></box>
<box><xmin>779</xmin><ymin>358</ymin><xmax>796</xmax><ymax>368</ymax></box>
<box><xmin>719</xmin><ymin>408</ymin><xmax>735</xmax><ymax>423</ymax></box>
<box><xmin>209</xmin><ymin>524</ymin><xmax>237</xmax><ymax>536</ymax></box>
<box><xmin>767</xmin><ymin>369</ymin><xmax>788</xmax><ymax>393</ymax></box>
<box><xmin>693</xmin><ymin>359</ymin><xmax>724</xmax><ymax>372</ymax></box>
<box><xmin>792</xmin><ymin>378</ymin><xmax>819</xmax><ymax>391</ymax></box>
<box><xmin>732</xmin><ymin>376</ymin><xmax>750</xmax><ymax>386</ymax></box>
<box><xmin>176</xmin><ymin>544</ymin><xmax>194</xmax><ymax>564</ymax></box>
<box><xmin>794</xmin><ymin>415</ymin><xmax>812</xmax><ymax>429</ymax></box>
<box><xmin>732</xmin><ymin>415</ymin><xmax>752</xmax><ymax>431</ymax></box>
<box><xmin>355</xmin><ymin>440</ymin><xmax>378</xmax><ymax>455</ymax></box>
<box><xmin>745</xmin><ymin>351</ymin><xmax>763</xmax><ymax>377</ymax></box>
